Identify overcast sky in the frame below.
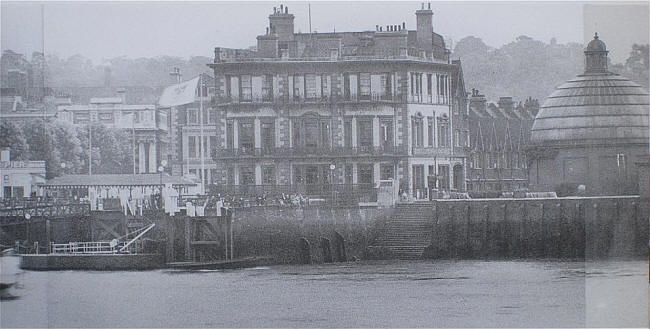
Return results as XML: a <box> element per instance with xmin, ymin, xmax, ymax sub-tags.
<box><xmin>1</xmin><ymin>1</ymin><xmax>648</xmax><ymax>64</ymax></box>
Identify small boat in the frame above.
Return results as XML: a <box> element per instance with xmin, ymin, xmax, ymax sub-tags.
<box><xmin>0</xmin><ymin>282</ymin><xmax>19</xmax><ymax>301</ymax></box>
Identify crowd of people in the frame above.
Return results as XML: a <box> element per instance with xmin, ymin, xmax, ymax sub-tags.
<box><xmin>205</xmin><ymin>193</ymin><xmax>311</xmax><ymax>209</ymax></box>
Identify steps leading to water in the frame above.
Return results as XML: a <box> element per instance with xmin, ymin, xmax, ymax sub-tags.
<box><xmin>370</xmin><ymin>203</ymin><xmax>433</xmax><ymax>259</ymax></box>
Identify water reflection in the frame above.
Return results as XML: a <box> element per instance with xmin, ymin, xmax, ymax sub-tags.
<box><xmin>0</xmin><ymin>257</ymin><xmax>647</xmax><ymax>328</ymax></box>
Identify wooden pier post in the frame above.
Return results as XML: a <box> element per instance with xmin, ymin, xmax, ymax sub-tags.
<box><xmin>45</xmin><ymin>219</ymin><xmax>51</xmax><ymax>253</ymax></box>
<box><xmin>223</xmin><ymin>215</ymin><xmax>229</xmax><ymax>260</ymax></box>
<box><xmin>166</xmin><ymin>217</ymin><xmax>175</xmax><ymax>263</ymax></box>
<box><xmin>184</xmin><ymin>217</ymin><xmax>192</xmax><ymax>261</ymax></box>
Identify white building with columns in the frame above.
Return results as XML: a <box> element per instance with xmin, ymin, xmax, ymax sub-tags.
<box><xmin>57</xmin><ymin>95</ymin><xmax>169</xmax><ymax>174</ymax></box>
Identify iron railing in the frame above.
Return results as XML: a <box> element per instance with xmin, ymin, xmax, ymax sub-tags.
<box><xmin>209</xmin><ymin>183</ymin><xmax>377</xmax><ymax>206</ymax></box>
<box><xmin>50</xmin><ymin>240</ymin><xmax>144</xmax><ymax>254</ymax></box>
<box><xmin>0</xmin><ymin>202</ymin><xmax>91</xmax><ymax>221</ymax></box>
<box><xmin>214</xmin><ymin>93</ymin><xmax>402</xmax><ymax>105</ymax></box>
<box><xmin>214</xmin><ymin>145</ymin><xmax>403</xmax><ymax>158</ymax></box>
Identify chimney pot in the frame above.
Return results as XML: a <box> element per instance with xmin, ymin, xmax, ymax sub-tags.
<box><xmin>273</xmin><ymin>7</ymin><xmax>276</xmax><ymax>14</ymax></box>
<box><xmin>428</xmin><ymin>2</ymin><xmax>431</xmax><ymax>9</ymax></box>
<box><xmin>422</xmin><ymin>3</ymin><xmax>424</xmax><ymax>9</ymax></box>
<box><xmin>403</xmin><ymin>22</ymin><xmax>406</xmax><ymax>29</ymax></box>
<box><xmin>376</xmin><ymin>24</ymin><xmax>379</xmax><ymax>31</ymax></box>
<box><xmin>285</xmin><ymin>6</ymin><xmax>288</xmax><ymax>13</ymax></box>
<box><xmin>379</xmin><ymin>26</ymin><xmax>383</xmax><ymax>32</ymax></box>
<box><xmin>280</xmin><ymin>4</ymin><xmax>283</xmax><ymax>11</ymax></box>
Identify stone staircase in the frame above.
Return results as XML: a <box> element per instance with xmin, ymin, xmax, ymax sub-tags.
<box><xmin>371</xmin><ymin>203</ymin><xmax>434</xmax><ymax>259</ymax></box>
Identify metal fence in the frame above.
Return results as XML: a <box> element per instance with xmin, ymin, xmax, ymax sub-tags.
<box><xmin>208</xmin><ymin>184</ymin><xmax>377</xmax><ymax>207</ymax></box>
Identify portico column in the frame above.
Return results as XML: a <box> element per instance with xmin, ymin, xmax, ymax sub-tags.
<box><xmin>148</xmin><ymin>141</ymin><xmax>157</xmax><ymax>173</ymax></box>
<box><xmin>138</xmin><ymin>143</ymin><xmax>146</xmax><ymax>174</ymax></box>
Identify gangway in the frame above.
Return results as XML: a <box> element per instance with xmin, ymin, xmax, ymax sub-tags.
<box><xmin>50</xmin><ymin>223</ymin><xmax>156</xmax><ymax>254</ymax></box>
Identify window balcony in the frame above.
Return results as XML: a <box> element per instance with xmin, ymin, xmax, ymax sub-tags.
<box><xmin>411</xmin><ymin>147</ymin><xmax>453</xmax><ymax>157</ymax></box>
<box><xmin>214</xmin><ymin>92</ymin><xmax>402</xmax><ymax>106</ymax></box>
<box><xmin>213</xmin><ymin>145</ymin><xmax>403</xmax><ymax>159</ymax></box>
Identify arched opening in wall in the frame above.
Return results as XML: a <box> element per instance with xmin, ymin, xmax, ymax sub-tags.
<box><xmin>453</xmin><ymin>164</ymin><xmax>464</xmax><ymax>191</ymax></box>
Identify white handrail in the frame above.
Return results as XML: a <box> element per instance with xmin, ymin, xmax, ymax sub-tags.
<box><xmin>119</xmin><ymin>223</ymin><xmax>155</xmax><ymax>252</ymax></box>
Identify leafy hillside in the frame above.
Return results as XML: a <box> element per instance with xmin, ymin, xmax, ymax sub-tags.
<box><xmin>452</xmin><ymin>35</ymin><xmax>648</xmax><ymax>102</ymax></box>
<box><xmin>40</xmin><ymin>37</ymin><xmax>649</xmax><ymax>104</ymax></box>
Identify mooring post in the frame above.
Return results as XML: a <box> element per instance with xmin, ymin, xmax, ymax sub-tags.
<box><xmin>502</xmin><ymin>202</ymin><xmax>508</xmax><ymax>258</ymax></box>
<box><xmin>465</xmin><ymin>204</ymin><xmax>471</xmax><ymax>258</ymax></box>
<box><xmin>482</xmin><ymin>204</ymin><xmax>489</xmax><ymax>259</ymax></box>
<box><xmin>333</xmin><ymin>231</ymin><xmax>347</xmax><ymax>262</ymax></box>
<box><xmin>166</xmin><ymin>216</ymin><xmax>175</xmax><ymax>263</ymax></box>
<box><xmin>45</xmin><ymin>219</ymin><xmax>51</xmax><ymax>253</ymax></box>
<box><xmin>321</xmin><ymin>237</ymin><xmax>333</xmax><ymax>263</ymax></box>
<box><xmin>230</xmin><ymin>218</ymin><xmax>234</xmax><ymax>260</ymax></box>
<box><xmin>298</xmin><ymin>237</ymin><xmax>311</xmax><ymax>264</ymax></box>
<box><xmin>184</xmin><ymin>216</ymin><xmax>192</xmax><ymax>261</ymax></box>
<box><xmin>520</xmin><ymin>203</ymin><xmax>527</xmax><ymax>258</ymax></box>
<box><xmin>539</xmin><ymin>203</ymin><xmax>545</xmax><ymax>258</ymax></box>
<box><xmin>224</xmin><ymin>215</ymin><xmax>228</xmax><ymax>260</ymax></box>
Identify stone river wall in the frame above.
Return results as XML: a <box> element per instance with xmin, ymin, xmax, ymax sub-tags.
<box><xmin>425</xmin><ymin>196</ymin><xmax>648</xmax><ymax>259</ymax></box>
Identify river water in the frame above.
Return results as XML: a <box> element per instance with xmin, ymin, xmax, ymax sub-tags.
<box><xmin>1</xmin><ymin>256</ymin><xmax>647</xmax><ymax>328</ymax></box>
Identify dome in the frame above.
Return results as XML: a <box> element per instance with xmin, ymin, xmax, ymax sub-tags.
<box><xmin>531</xmin><ymin>36</ymin><xmax>649</xmax><ymax>146</ymax></box>
<box><xmin>586</xmin><ymin>33</ymin><xmax>607</xmax><ymax>52</ymax></box>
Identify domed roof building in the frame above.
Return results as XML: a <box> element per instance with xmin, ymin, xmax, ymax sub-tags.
<box><xmin>529</xmin><ymin>34</ymin><xmax>649</xmax><ymax>196</ymax></box>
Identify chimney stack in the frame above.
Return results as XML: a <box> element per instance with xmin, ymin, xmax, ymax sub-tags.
<box><xmin>416</xmin><ymin>3</ymin><xmax>434</xmax><ymax>52</ymax></box>
<box><xmin>269</xmin><ymin>4</ymin><xmax>295</xmax><ymax>41</ymax></box>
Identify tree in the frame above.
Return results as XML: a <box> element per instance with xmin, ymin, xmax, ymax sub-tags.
<box><xmin>452</xmin><ymin>35</ymin><xmax>583</xmax><ymax>101</ymax></box>
<box><xmin>51</xmin><ymin>121</ymin><xmax>84</xmax><ymax>174</ymax></box>
<box><xmin>76</xmin><ymin>124</ymin><xmax>134</xmax><ymax>174</ymax></box>
<box><xmin>612</xmin><ymin>44</ymin><xmax>649</xmax><ymax>88</ymax></box>
<box><xmin>21</xmin><ymin>119</ymin><xmax>63</xmax><ymax>179</ymax></box>
<box><xmin>0</xmin><ymin>121</ymin><xmax>28</xmax><ymax>160</ymax></box>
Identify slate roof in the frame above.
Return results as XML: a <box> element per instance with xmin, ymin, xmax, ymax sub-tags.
<box><xmin>532</xmin><ymin>75</ymin><xmax>648</xmax><ymax>146</ymax></box>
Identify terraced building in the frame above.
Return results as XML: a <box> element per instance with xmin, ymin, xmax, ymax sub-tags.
<box><xmin>208</xmin><ymin>4</ymin><xmax>469</xmax><ymax>201</ymax></box>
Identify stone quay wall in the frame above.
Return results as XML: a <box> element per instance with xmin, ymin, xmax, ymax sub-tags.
<box><xmin>425</xmin><ymin>196</ymin><xmax>648</xmax><ymax>259</ymax></box>
<box><xmin>230</xmin><ymin>205</ymin><xmax>394</xmax><ymax>264</ymax></box>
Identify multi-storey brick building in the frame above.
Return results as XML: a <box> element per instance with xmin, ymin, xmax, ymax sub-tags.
<box><xmin>466</xmin><ymin>89</ymin><xmax>538</xmax><ymax>192</ymax></box>
<box><xmin>208</xmin><ymin>4</ymin><xmax>468</xmax><ymax>199</ymax></box>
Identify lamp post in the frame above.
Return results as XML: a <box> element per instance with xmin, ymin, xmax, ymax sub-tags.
<box><xmin>329</xmin><ymin>163</ymin><xmax>336</xmax><ymax>207</ymax></box>
<box><xmin>158</xmin><ymin>160</ymin><xmax>168</xmax><ymax>189</ymax></box>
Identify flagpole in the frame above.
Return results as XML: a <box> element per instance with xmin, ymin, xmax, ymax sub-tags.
<box><xmin>88</xmin><ymin>122</ymin><xmax>92</xmax><ymax>175</ymax></box>
<box><xmin>199</xmin><ymin>74</ymin><xmax>206</xmax><ymax>195</ymax></box>
<box><xmin>132</xmin><ymin>112</ymin><xmax>136</xmax><ymax>174</ymax></box>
